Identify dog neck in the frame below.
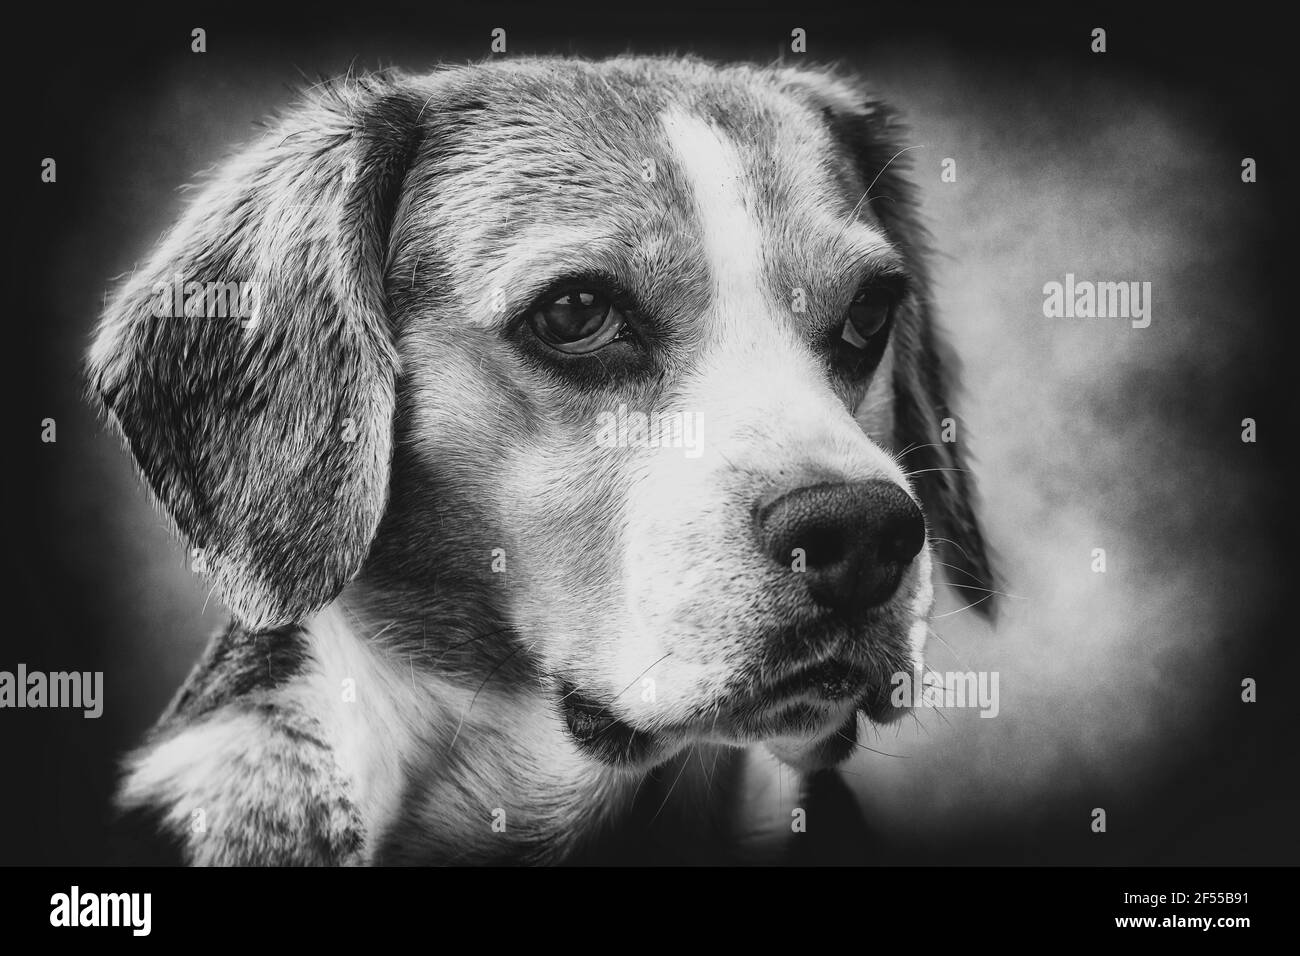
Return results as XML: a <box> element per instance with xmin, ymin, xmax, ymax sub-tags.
<box><xmin>299</xmin><ymin>600</ymin><xmax>779</xmax><ymax>864</ymax></box>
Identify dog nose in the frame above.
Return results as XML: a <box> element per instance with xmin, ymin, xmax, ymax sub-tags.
<box><xmin>755</xmin><ymin>480</ymin><xmax>926</xmax><ymax>613</ymax></box>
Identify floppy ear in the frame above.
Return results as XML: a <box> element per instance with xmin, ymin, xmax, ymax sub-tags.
<box><xmin>88</xmin><ymin>73</ymin><xmax>426</xmax><ymax>630</ymax></box>
<box><xmin>776</xmin><ymin>67</ymin><xmax>998</xmax><ymax>618</ymax></box>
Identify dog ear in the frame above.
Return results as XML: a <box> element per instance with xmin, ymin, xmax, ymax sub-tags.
<box><xmin>88</xmin><ymin>74</ymin><xmax>426</xmax><ymax>630</ymax></box>
<box><xmin>776</xmin><ymin>67</ymin><xmax>998</xmax><ymax>618</ymax></box>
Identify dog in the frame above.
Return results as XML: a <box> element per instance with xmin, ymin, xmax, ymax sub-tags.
<box><xmin>88</xmin><ymin>55</ymin><xmax>995</xmax><ymax>865</ymax></box>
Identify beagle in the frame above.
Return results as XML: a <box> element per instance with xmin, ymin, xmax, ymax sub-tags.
<box><xmin>89</xmin><ymin>55</ymin><xmax>995</xmax><ymax>865</ymax></box>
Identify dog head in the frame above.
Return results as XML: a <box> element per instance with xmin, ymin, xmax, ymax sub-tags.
<box><xmin>90</xmin><ymin>57</ymin><xmax>994</xmax><ymax>774</ymax></box>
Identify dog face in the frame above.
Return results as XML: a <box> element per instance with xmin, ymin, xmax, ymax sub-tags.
<box><xmin>90</xmin><ymin>57</ymin><xmax>993</xmax><ymax>777</ymax></box>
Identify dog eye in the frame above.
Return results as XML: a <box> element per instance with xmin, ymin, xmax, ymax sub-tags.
<box><xmin>529</xmin><ymin>290</ymin><xmax>626</xmax><ymax>354</ymax></box>
<box><xmin>841</xmin><ymin>286</ymin><xmax>895</xmax><ymax>348</ymax></box>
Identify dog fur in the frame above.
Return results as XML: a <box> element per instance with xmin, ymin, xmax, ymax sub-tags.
<box><xmin>90</xmin><ymin>55</ymin><xmax>994</xmax><ymax>865</ymax></box>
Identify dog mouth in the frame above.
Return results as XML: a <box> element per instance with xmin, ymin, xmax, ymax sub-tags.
<box><xmin>709</xmin><ymin>659</ymin><xmax>883</xmax><ymax>741</ymax></box>
<box><xmin>557</xmin><ymin>656</ymin><xmax>906</xmax><ymax>767</ymax></box>
<box><xmin>746</xmin><ymin>660</ymin><xmax>875</xmax><ymax>704</ymax></box>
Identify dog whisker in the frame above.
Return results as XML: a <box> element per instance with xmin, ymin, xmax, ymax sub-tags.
<box><xmin>835</xmin><ymin>731</ymin><xmax>909</xmax><ymax>758</ymax></box>
<box><xmin>607</xmin><ymin>652</ymin><xmax>674</xmax><ymax>703</ymax></box>
<box><xmin>834</xmin><ymin>144</ymin><xmax>926</xmax><ymax>246</ymax></box>
<box><xmin>649</xmin><ymin>748</ymin><xmax>695</xmax><ymax>825</ymax></box>
<box><xmin>894</xmin><ymin>440</ymin><xmax>944</xmax><ymax>460</ymax></box>
<box><xmin>927</xmin><ymin>535</ymin><xmax>974</xmax><ymax>563</ymax></box>
<box><xmin>924</xmin><ymin>623</ymin><xmax>967</xmax><ymax>668</ymax></box>
<box><xmin>446</xmin><ymin>643</ymin><xmax>527</xmax><ymax>754</ymax></box>
<box><xmin>945</xmin><ymin>582</ymin><xmax>1026</xmax><ymax>600</ymax></box>
<box><xmin>905</xmin><ymin>465</ymin><xmax>972</xmax><ymax>478</ymax></box>
<box><xmin>932</xmin><ymin>558</ymin><xmax>994</xmax><ymax>584</ymax></box>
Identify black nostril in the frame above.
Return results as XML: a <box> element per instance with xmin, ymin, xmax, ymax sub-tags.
<box><xmin>878</xmin><ymin>511</ymin><xmax>927</xmax><ymax>566</ymax></box>
<box><xmin>754</xmin><ymin>480</ymin><xmax>926</xmax><ymax>613</ymax></box>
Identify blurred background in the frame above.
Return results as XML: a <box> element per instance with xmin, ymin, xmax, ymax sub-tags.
<box><xmin>7</xmin><ymin>2</ymin><xmax>1295</xmax><ymax>864</ymax></box>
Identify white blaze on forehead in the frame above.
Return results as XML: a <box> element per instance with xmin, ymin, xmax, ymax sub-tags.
<box><xmin>660</xmin><ymin>108</ymin><xmax>765</xmax><ymax>306</ymax></box>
